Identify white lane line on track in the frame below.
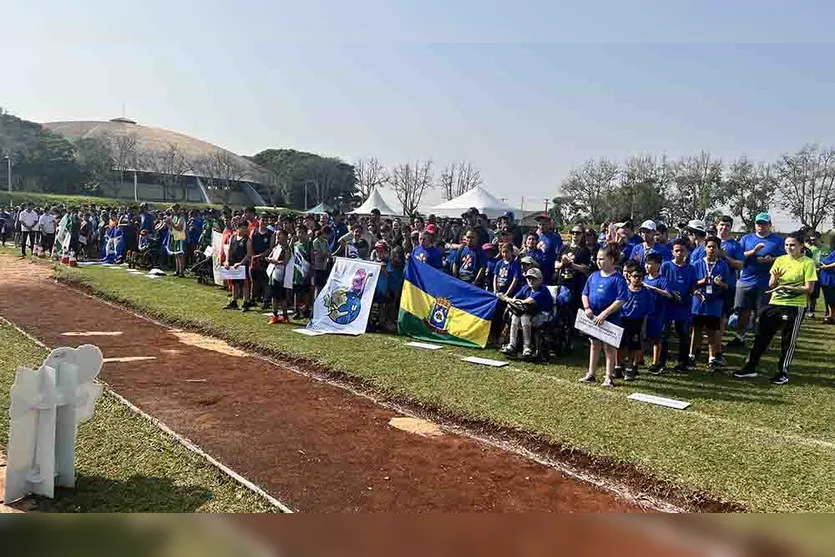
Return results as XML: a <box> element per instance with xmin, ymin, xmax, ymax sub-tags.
<box><xmin>0</xmin><ymin>314</ymin><xmax>293</xmax><ymax>513</ymax></box>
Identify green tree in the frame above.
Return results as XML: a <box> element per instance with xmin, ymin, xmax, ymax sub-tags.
<box><xmin>252</xmin><ymin>149</ymin><xmax>359</xmax><ymax>210</ymax></box>
<box><xmin>726</xmin><ymin>156</ymin><xmax>777</xmax><ymax>231</ymax></box>
<box><xmin>559</xmin><ymin>158</ymin><xmax>619</xmax><ymax>225</ymax></box>
<box><xmin>666</xmin><ymin>151</ymin><xmax>726</xmax><ymax>226</ymax></box>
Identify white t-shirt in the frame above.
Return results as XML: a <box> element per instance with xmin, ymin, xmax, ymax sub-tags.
<box><xmin>19</xmin><ymin>209</ymin><xmax>39</xmax><ymax>231</ymax></box>
<box><xmin>38</xmin><ymin>213</ymin><xmax>57</xmax><ymax>234</ymax></box>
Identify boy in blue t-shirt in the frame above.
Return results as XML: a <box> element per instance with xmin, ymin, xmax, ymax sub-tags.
<box><xmin>482</xmin><ymin>243</ymin><xmax>498</xmax><ymax>292</ymax></box>
<box><xmin>660</xmin><ymin>239</ymin><xmax>697</xmax><ymax>373</ymax></box>
<box><xmin>819</xmin><ymin>246</ymin><xmax>835</xmax><ymax>324</ymax></box>
<box><xmin>493</xmin><ymin>243</ymin><xmax>522</xmax><ymax>296</ymax></box>
<box><xmin>690</xmin><ymin>236</ymin><xmax>731</xmax><ymax>373</ymax></box>
<box><xmin>453</xmin><ymin>231</ymin><xmax>485</xmax><ymax>286</ymax></box>
<box><xmin>643</xmin><ymin>252</ymin><xmax>672</xmax><ymax>375</ymax></box>
<box><xmin>619</xmin><ymin>261</ymin><xmax>654</xmax><ymax>380</ymax></box>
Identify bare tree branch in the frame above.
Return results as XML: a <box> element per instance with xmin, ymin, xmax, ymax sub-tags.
<box><xmin>776</xmin><ymin>144</ymin><xmax>835</xmax><ymax>230</ymax></box>
<box><xmin>354</xmin><ymin>156</ymin><xmax>389</xmax><ymax>199</ymax></box>
<box><xmin>391</xmin><ymin>160</ymin><xmax>433</xmax><ymax>216</ymax></box>
<box><xmin>439</xmin><ymin>161</ymin><xmax>482</xmax><ymax>200</ymax></box>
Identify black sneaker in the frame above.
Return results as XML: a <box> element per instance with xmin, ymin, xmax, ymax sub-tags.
<box><xmin>733</xmin><ymin>368</ymin><xmax>758</xmax><ymax>379</ymax></box>
<box><xmin>673</xmin><ymin>362</ymin><xmax>688</xmax><ymax>374</ymax></box>
<box><xmin>624</xmin><ymin>365</ymin><xmax>637</xmax><ymax>382</ymax></box>
<box><xmin>713</xmin><ymin>354</ymin><xmax>728</xmax><ymax>367</ymax></box>
<box><xmin>648</xmin><ymin>364</ymin><xmax>665</xmax><ymax>376</ymax></box>
<box><xmin>726</xmin><ymin>336</ymin><xmax>746</xmax><ymax>349</ymax></box>
<box><xmin>686</xmin><ymin>356</ymin><xmax>696</xmax><ymax>371</ymax></box>
<box><xmin>222</xmin><ymin>301</ymin><xmax>238</xmax><ymax>310</ymax></box>
<box><xmin>613</xmin><ymin>365</ymin><xmax>625</xmax><ymax>379</ymax></box>
<box><xmin>706</xmin><ymin>360</ymin><xmax>719</xmax><ymax>374</ymax></box>
<box><xmin>771</xmin><ymin>374</ymin><xmax>789</xmax><ymax>385</ymax></box>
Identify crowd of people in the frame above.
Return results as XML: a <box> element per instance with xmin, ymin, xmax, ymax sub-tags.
<box><xmin>2</xmin><ymin>200</ymin><xmax>830</xmax><ymax>387</ymax></box>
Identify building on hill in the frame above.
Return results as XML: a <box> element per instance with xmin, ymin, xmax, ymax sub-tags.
<box><xmin>43</xmin><ymin>117</ymin><xmax>271</xmax><ymax>206</ymax></box>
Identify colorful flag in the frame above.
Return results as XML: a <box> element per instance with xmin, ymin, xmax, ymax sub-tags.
<box><xmin>398</xmin><ymin>259</ymin><xmax>497</xmax><ymax>348</ymax></box>
<box><xmin>307</xmin><ymin>257</ymin><xmax>381</xmax><ymax>335</ymax></box>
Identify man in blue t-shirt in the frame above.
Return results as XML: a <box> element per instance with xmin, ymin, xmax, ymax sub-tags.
<box><xmin>453</xmin><ymin>230</ymin><xmax>485</xmax><ymax>285</ymax></box>
<box><xmin>686</xmin><ymin>219</ymin><xmax>707</xmax><ymax>264</ymax></box>
<box><xmin>536</xmin><ymin>215</ymin><xmax>563</xmax><ymax>284</ymax></box>
<box><xmin>630</xmin><ymin>220</ymin><xmax>672</xmax><ymax>266</ymax></box>
<box><xmin>730</xmin><ymin>212</ymin><xmax>785</xmax><ymax>346</ymax></box>
<box><xmin>716</xmin><ymin>215</ymin><xmax>744</xmax><ymax>348</ymax></box>
<box><xmin>499</xmin><ymin>267</ymin><xmax>553</xmax><ymax>358</ymax></box>
<box><xmin>409</xmin><ymin>228</ymin><xmax>444</xmax><ymax>269</ymax></box>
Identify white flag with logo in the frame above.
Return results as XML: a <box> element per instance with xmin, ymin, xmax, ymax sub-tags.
<box><xmin>306</xmin><ymin>257</ymin><xmax>380</xmax><ymax>336</ymax></box>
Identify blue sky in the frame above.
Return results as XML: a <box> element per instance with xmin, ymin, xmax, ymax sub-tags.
<box><xmin>1</xmin><ymin>1</ymin><xmax>834</xmax><ymax>225</ymax></box>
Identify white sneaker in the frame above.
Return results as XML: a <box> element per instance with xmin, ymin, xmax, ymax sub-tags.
<box><xmin>602</xmin><ymin>377</ymin><xmax>614</xmax><ymax>387</ymax></box>
<box><xmin>521</xmin><ymin>347</ymin><xmax>534</xmax><ymax>358</ymax></box>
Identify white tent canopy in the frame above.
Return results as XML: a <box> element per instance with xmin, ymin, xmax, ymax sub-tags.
<box><xmin>349</xmin><ymin>187</ymin><xmax>399</xmax><ymax>216</ymax></box>
<box><xmin>427</xmin><ymin>186</ymin><xmax>516</xmax><ymax>219</ymax></box>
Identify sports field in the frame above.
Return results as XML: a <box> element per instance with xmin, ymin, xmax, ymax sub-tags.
<box><xmin>27</xmin><ymin>252</ymin><xmax>831</xmax><ymax>512</ymax></box>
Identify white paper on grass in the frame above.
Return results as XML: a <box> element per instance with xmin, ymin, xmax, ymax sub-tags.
<box><xmin>627</xmin><ymin>392</ymin><xmax>691</xmax><ymax>410</ymax></box>
<box><xmin>405</xmin><ymin>341</ymin><xmax>443</xmax><ymax>350</ymax></box>
<box><xmin>293</xmin><ymin>328</ymin><xmax>325</xmax><ymax>336</ymax></box>
<box><xmin>462</xmin><ymin>356</ymin><xmax>509</xmax><ymax>367</ymax></box>
<box><xmin>5</xmin><ymin>345</ymin><xmax>103</xmax><ymax>503</ymax></box>
<box><xmin>574</xmin><ymin>309</ymin><xmax>624</xmax><ymax>347</ymax></box>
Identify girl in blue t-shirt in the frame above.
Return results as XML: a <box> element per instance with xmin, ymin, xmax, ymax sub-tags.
<box><xmin>819</xmin><ymin>245</ymin><xmax>835</xmax><ymax>324</ymax></box>
<box><xmin>580</xmin><ymin>246</ymin><xmax>629</xmax><ymax>387</ymax></box>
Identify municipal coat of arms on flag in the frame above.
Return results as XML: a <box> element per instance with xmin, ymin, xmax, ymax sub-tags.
<box><xmin>306</xmin><ymin>257</ymin><xmax>380</xmax><ymax>336</ymax></box>
<box><xmin>398</xmin><ymin>259</ymin><xmax>498</xmax><ymax>348</ymax></box>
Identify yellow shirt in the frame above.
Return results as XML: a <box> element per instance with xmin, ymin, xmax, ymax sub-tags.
<box><xmin>769</xmin><ymin>255</ymin><xmax>817</xmax><ymax>307</ymax></box>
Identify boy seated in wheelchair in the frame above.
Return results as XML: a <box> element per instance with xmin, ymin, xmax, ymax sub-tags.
<box><xmin>498</xmin><ymin>267</ymin><xmax>554</xmax><ymax>358</ymax></box>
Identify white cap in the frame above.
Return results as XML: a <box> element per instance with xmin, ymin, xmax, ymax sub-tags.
<box><xmin>687</xmin><ymin>219</ymin><xmax>707</xmax><ymax>233</ymax></box>
<box><xmin>639</xmin><ymin>220</ymin><xmax>657</xmax><ymax>231</ymax></box>
<box><xmin>613</xmin><ymin>221</ymin><xmax>627</xmax><ymax>229</ymax></box>
<box><xmin>524</xmin><ymin>267</ymin><xmax>543</xmax><ymax>280</ymax></box>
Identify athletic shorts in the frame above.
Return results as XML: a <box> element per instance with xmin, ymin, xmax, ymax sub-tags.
<box><xmin>645</xmin><ymin>316</ymin><xmax>665</xmax><ymax>340</ymax></box>
<box><xmin>723</xmin><ymin>287</ymin><xmax>736</xmax><ymax>317</ymax></box>
<box><xmin>693</xmin><ymin>314</ymin><xmax>720</xmax><ymax>331</ymax></box>
<box><xmin>314</xmin><ymin>269</ymin><xmax>329</xmax><ymax>288</ymax></box>
<box><xmin>734</xmin><ymin>282</ymin><xmax>765</xmax><ymax>312</ymax></box>
<box><xmin>270</xmin><ymin>283</ymin><xmax>287</xmax><ymax>301</ymax></box>
<box><xmin>620</xmin><ymin>317</ymin><xmax>644</xmax><ymax>351</ymax></box>
<box><xmin>823</xmin><ymin>286</ymin><xmax>835</xmax><ymax>308</ymax></box>
<box><xmin>294</xmin><ymin>284</ymin><xmax>311</xmax><ymax>296</ymax></box>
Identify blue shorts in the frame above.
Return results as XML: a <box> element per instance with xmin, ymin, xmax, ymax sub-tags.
<box><xmin>646</xmin><ymin>316</ymin><xmax>665</xmax><ymax>340</ymax></box>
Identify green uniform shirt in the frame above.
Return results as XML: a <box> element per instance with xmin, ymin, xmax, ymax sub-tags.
<box><xmin>769</xmin><ymin>255</ymin><xmax>817</xmax><ymax>307</ymax></box>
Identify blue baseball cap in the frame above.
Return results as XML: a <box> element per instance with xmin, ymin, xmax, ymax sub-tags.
<box><xmin>755</xmin><ymin>212</ymin><xmax>771</xmax><ymax>224</ymax></box>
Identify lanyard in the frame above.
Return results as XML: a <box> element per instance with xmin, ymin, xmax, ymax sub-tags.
<box><xmin>704</xmin><ymin>257</ymin><xmax>716</xmax><ymax>279</ymax></box>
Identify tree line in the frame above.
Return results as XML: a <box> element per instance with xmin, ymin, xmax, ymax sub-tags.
<box><xmin>0</xmin><ymin>108</ymin><xmax>485</xmax><ymax>211</ymax></box>
<box><xmin>554</xmin><ymin>146</ymin><xmax>835</xmax><ymax>231</ymax></box>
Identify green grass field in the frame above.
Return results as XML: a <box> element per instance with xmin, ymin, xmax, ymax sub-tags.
<box><xmin>30</xmin><ymin>255</ymin><xmax>835</xmax><ymax>511</ymax></box>
<box><xmin>0</xmin><ymin>318</ymin><xmax>274</xmax><ymax>512</ymax></box>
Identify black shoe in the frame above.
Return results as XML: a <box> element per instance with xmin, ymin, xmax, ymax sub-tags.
<box><xmin>726</xmin><ymin>336</ymin><xmax>746</xmax><ymax>349</ymax></box>
<box><xmin>733</xmin><ymin>367</ymin><xmax>758</xmax><ymax>379</ymax></box>
<box><xmin>771</xmin><ymin>374</ymin><xmax>789</xmax><ymax>385</ymax></box>
<box><xmin>624</xmin><ymin>365</ymin><xmax>637</xmax><ymax>382</ymax></box>
<box><xmin>706</xmin><ymin>360</ymin><xmax>719</xmax><ymax>374</ymax></box>
<box><xmin>222</xmin><ymin>301</ymin><xmax>238</xmax><ymax>310</ymax></box>
<box><xmin>613</xmin><ymin>365</ymin><xmax>625</xmax><ymax>379</ymax></box>
<box><xmin>261</xmin><ymin>301</ymin><xmax>271</xmax><ymax>311</ymax></box>
<box><xmin>673</xmin><ymin>362</ymin><xmax>688</xmax><ymax>374</ymax></box>
<box><xmin>713</xmin><ymin>354</ymin><xmax>728</xmax><ymax>367</ymax></box>
<box><xmin>686</xmin><ymin>356</ymin><xmax>696</xmax><ymax>371</ymax></box>
<box><xmin>648</xmin><ymin>364</ymin><xmax>666</xmax><ymax>376</ymax></box>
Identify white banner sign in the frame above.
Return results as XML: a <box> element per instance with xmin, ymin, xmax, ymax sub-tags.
<box><xmin>219</xmin><ymin>265</ymin><xmax>247</xmax><ymax>281</ymax></box>
<box><xmin>306</xmin><ymin>257</ymin><xmax>380</xmax><ymax>336</ymax></box>
<box><xmin>574</xmin><ymin>308</ymin><xmax>624</xmax><ymax>348</ymax></box>
<box><xmin>211</xmin><ymin>231</ymin><xmax>224</xmax><ymax>286</ymax></box>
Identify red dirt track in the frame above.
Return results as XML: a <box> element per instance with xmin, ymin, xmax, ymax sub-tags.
<box><xmin>0</xmin><ymin>255</ymin><xmax>643</xmax><ymax>512</ymax></box>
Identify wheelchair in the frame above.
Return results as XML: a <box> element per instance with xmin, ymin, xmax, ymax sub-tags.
<box><xmin>498</xmin><ymin>285</ymin><xmax>574</xmax><ymax>362</ymax></box>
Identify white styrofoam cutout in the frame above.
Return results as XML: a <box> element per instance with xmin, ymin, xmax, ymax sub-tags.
<box><xmin>5</xmin><ymin>345</ymin><xmax>103</xmax><ymax>503</ymax></box>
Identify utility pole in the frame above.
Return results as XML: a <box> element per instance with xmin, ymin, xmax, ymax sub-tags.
<box><xmin>4</xmin><ymin>155</ymin><xmax>10</xmax><ymax>193</ymax></box>
<box><xmin>543</xmin><ymin>198</ymin><xmax>550</xmax><ymax>213</ymax></box>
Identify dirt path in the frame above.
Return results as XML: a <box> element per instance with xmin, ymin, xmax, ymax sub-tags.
<box><xmin>0</xmin><ymin>255</ymin><xmax>643</xmax><ymax>512</ymax></box>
